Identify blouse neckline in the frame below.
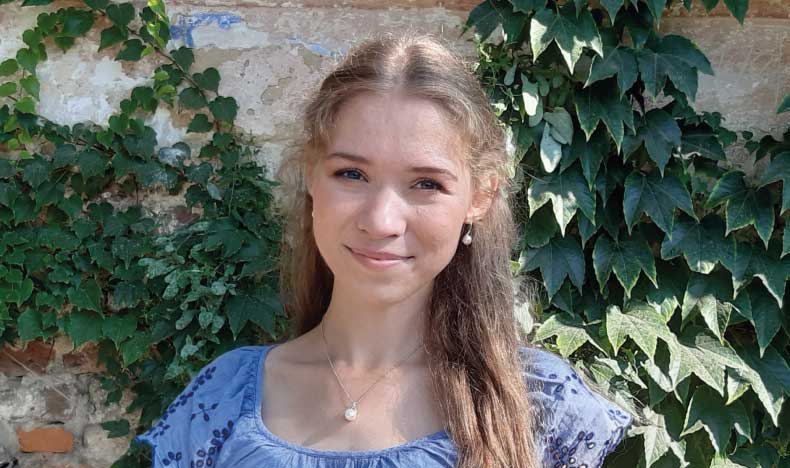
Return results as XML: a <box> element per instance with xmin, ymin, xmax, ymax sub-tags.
<box><xmin>251</xmin><ymin>343</ymin><xmax>452</xmax><ymax>459</ymax></box>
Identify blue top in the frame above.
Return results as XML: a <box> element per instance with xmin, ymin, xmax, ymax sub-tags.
<box><xmin>134</xmin><ymin>344</ymin><xmax>633</xmax><ymax>468</ymax></box>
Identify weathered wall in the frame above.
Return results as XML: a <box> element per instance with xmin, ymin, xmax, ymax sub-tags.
<box><xmin>1</xmin><ymin>1</ymin><xmax>789</xmax><ymax>467</ymax></box>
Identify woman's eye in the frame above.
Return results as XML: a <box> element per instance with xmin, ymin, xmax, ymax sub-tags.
<box><xmin>333</xmin><ymin>170</ymin><xmax>443</xmax><ymax>192</ymax></box>
<box><xmin>335</xmin><ymin>169</ymin><xmax>365</xmax><ymax>181</ymax></box>
<box><xmin>415</xmin><ymin>179</ymin><xmax>444</xmax><ymax>191</ymax></box>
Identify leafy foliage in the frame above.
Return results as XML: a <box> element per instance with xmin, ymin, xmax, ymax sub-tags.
<box><xmin>0</xmin><ymin>2</ymin><xmax>285</xmax><ymax>466</ymax></box>
<box><xmin>468</xmin><ymin>0</ymin><xmax>790</xmax><ymax>466</ymax></box>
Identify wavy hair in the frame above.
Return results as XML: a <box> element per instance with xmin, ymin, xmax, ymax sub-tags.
<box><xmin>274</xmin><ymin>34</ymin><xmax>538</xmax><ymax>468</ymax></box>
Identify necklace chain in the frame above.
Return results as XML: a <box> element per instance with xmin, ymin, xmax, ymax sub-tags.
<box><xmin>320</xmin><ymin>318</ymin><xmax>424</xmax><ymax>421</ymax></box>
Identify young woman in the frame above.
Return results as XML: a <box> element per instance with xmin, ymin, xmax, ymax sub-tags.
<box><xmin>135</xmin><ymin>35</ymin><xmax>633</xmax><ymax>468</ymax></box>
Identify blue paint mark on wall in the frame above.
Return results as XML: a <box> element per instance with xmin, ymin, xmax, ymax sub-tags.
<box><xmin>170</xmin><ymin>13</ymin><xmax>242</xmax><ymax>47</ymax></box>
<box><xmin>286</xmin><ymin>37</ymin><xmax>345</xmax><ymax>59</ymax></box>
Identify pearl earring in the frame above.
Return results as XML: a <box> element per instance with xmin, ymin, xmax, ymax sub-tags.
<box><xmin>462</xmin><ymin>224</ymin><xmax>473</xmax><ymax>245</ymax></box>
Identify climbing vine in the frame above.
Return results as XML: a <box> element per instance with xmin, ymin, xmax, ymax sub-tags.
<box><xmin>465</xmin><ymin>0</ymin><xmax>790</xmax><ymax>466</ymax></box>
<box><xmin>0</xmin><ymin>1</ymin><xmax>285</xmax><ymax>466</ymax></box>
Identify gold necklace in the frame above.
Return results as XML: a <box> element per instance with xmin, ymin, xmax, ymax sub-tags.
<box><xmin>320</xmin><ymin>318</ymin><xmax>424</xmax><ymax>422</ymax></box>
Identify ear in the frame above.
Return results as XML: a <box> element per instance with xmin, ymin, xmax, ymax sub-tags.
<box><xmin>465</xmin><ymin>174</ymin><xmax>499</xmax><ymax>223</ymax></box>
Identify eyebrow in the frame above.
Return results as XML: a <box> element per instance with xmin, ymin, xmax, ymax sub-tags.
<box><xmin>326</xmin><ymin>152</ymin><xmax>458</xmax><ymax>181</ymax></box>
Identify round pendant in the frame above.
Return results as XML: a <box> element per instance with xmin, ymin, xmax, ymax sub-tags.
<box><xmin>344</xmin><ymin>406</ymin><xmax>358</xmax><ymax>422</ymax></box>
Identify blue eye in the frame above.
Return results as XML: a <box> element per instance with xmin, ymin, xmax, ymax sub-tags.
<box><xmin>335</xmin><ymin>169</ymin><xmax>365</xmax><ymax>180</ymax></box>
<box><xmin>415</xmin><ymin>179</ymin><xmax>444</xmax><ymax>191</ymax></box>
<box><xmin>334</xmin><ymin>169</ymin><xmax>444</xmax><ymax>192</ymax></box>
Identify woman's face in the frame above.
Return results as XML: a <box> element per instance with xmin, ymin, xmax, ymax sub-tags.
<box><xmin>307</xmin><ymin>91</ymin><xmax>490</xmax><ymax>304</ymax></box>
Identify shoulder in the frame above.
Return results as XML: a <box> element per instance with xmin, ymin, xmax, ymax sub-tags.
<box><xmin>518</xmin><ymin>346</ymin><xmax>633</xmax><ymax>468</ymax></box>
<box><xmin>133</xmin><ymin>345</ymin><xmax>267</xmax><ymax>467</ymax></box>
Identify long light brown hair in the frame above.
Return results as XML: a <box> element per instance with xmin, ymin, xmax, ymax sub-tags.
<box><xmin>274</xmin><ymin>34</ymin><xmax>538</xmax><ymax>468</ymax></box>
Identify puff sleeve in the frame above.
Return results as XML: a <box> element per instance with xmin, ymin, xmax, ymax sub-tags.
<box><xmin>520</xmin><ymin>347</ymin><xmax>634</xmax><ymax>468</ymax></box>
<box><xmin>134</xmin><ymin>346</ymin><xmax>259</xmax><ymax>468</ymax></box>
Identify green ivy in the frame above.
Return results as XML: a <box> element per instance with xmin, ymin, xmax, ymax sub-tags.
<box><xmin>466</xmin><ymin>0</ymin><xmax>790</xmax><ymax>467</ymax></box>
<box><xmin>0</xmin><ymin>1</ymin><xmax>285</xmax><ymax>466</ymax></box>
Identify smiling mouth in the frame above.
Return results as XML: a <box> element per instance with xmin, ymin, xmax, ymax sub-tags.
<box><xmin>345</xmin><ymin>246</ymin><xmax>413</xmax><ymax>266</ymax></box>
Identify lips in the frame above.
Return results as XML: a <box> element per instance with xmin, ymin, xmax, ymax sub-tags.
<box><xmin>346</xmin><ymin>246</ymin><xmax>412</xmax><ymax>260</ymax></box>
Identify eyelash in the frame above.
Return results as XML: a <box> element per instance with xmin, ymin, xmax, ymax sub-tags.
<box><xmin>333</xmin><ymin>169</ymin><xmax>445</xmax><ymax>192</ymax></box>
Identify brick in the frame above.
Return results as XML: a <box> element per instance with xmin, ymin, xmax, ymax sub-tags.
<box><xmin>17</xmin><ymin>426</ymin><xmax>74</xmax><ymax>453</ymax></box>
<box><xmin>62</xmin><ymin>343</ymin><xmax>105</xmax><ymax>374</ymax></box>
<box><xmin>0</xmin><ymin>340</ymin><xmax>54</xmax><ymax>377</ymax></box>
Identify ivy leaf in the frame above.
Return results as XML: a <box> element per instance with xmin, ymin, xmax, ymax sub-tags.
<box><xmin>623</xmin><ymin>171</ymin><xmax>695</xmax><ymax>236</ymax></box>
<box><xmin>17</xmin><ymin>309</ymin><xmax>43</xmax><ymax>341</ymax></box>
<box><xmin>0</xmin><ymin>59</ymin><xmax>19</xmax><ymax>77</ymax></box>
<box><xmin>21</xmin><ymin>0</ymin><xmax>55</xmax><ymax>5</ymax></box>
<box><xmin>533</xmin><ymin>313</ymin><xmax>598</xmax><ymax>357</ymax></box>
<box><xmin>593</xmin><ymin>232</ymin><xmax>657</xmax><ymax>297</ymax></box>
<box><xmin>530</xmin><ymin>4</ymin><xmax>602</xmax><ymax>73</ymax></box>
<box><xmin>527</xmin><ymin>163</ymin><xmax>595</xmax><ymax>235</ymax></box>
<box><xmin>64</xmin><ymin>310</ymin><xmax>103</xmax><ymax>348</ymax></box>
<box><xmin>193</xmin><ymin>68</ymin><xmax>220</xmax><ymax>93</ymax></box>
<box><xmin>84</xmin><ymin>0</ymin><xmax>109</xmax><ymax>9</ymax></box>
<box><xmin>635</xmin><ymin>109</ymin><xmax>681</xmax><ymax>175</ymax></box>
<box><xmin>539</xmin><ymin>124</ymin><xmax>562</xmax><ymax>173</ymax></box>
<box><xmin>681</xmin><ymin>271</ymin><xmax>733</xmax><ymax>343</ymax></box>
<box><xmin>605</xmin><ymin>302</ymin><xmax>672</xmax><ymax>360</ymax></box>
<box><xmin>102</xmin><ymin>314</ymin><xmax>137</xmax><ymax>347</ymax></box>
<box><xmin>116</xmin><ymin>39</ymin><xmax>145</xmax><ymax>61</ymax></box>
<box><xmin>667</xmin><ymin>329</ymin><xmax>745</xmax><ymax>396</ymax></box>
<box><xmin>723</xmin><ymin>0</ymin><xmax>748</xmax><ymax>24</ymax></box>
<box><xmin>758</xmin><ymin>151</ymin><xmax>790</xmax><ymax>214</ymax></box>
<box><xmin>171</xmin><ymin>46</ymin><xmax>194</xmax><ymax>71</ymax></box>
<box><xmin>680</xmin><ymin>126</ymin><xmax>725</xmax><ymax>160</ymax></box>
<box><xmin>521</xmin><ymin>74</ymin><xmax>540</xmax><ymax>116</ymax></box>
<box><xmin>560</xmin><ymin>126</ymin><xmax>609</xmax><ymax>190</ymax></box>
<box><xmin>543</xmin><ymin>108</ymin><xmax>573</xmax><ymax>145</ymax></box>
<box><xmin>585</xmin><ymin>30</ymin><xmax>638</xmax><ymax>95</ymax></box>
<box><xmin>742</xmin><ymin>243</ymin><xmax>789</xmax><ymax>308</ymax></box>
<box><xmin>120</xmin><ymin>333</ymin><xmax>150</xmax><ymax>366</ymax></box>
<box><xmin>574</xmin><ymin>82</ymin><xmax>635</xmax><ymax>151</ymax></box>
<box><xmin>630</xmin><ymin>407</ymin><xmax>688</xmax><ymax>468</ymax></box>
<box><xmin>178</xmin><ymin>87</ymin><xmax>207</xmax><ymax>109</ymax></box>
<box><xmin>777</xmin><ymin>94</ymin><xmax>790</xmax><ymax>114</ymax></box>
<box><xmin>15</xmin><ymin>96</ymin><xmax>36</xmax><ymax>114</ymax></box>
<box><xmin>524</xmin><ymin>204</ymin><xmax>558</xmax><ymax>248</ymax></box>
<box><xmin>77</xmin><ymin>149</ymin><xmax>107</xmax><ymax>178</ymax></box>
<box><xmin>100</xmin><ymin>419</ymin><xmax>130</xmax><ymax>438</ymax></box>
<box><xmin>680</xmin><ymin>386</ymin><xmax>751</xmax><ymax>454</ymax></box>
<box><xmin>709</xmin><ymin>171</ymin><xmax>774</xmax><ymax>247</ymax></box>
<box><xmin>16</xmin><ymin>48</ymin><xmax>38</xmax><ymax>73</ymax></box>
<box><xmin>661</xmin><ymin>214</ymin><xmax>732</xmax><ymax>275</ymax></box>
<box><xmin>187</xmin><ymin>113</ymin><xmax>213</xmax><ymax>133</ymax></box>
<box><xmin>636</xmin><ymin>34</ymin><xmax>712</xmax><ymax>101</ymax></box>
<box><xmin>599</xmin><ymin>0</ymin><xmax>625</xmax><ymax>22</ymax></box>
<box><xmin>99</xmin><ymin>26</ymin><xmax>127</xmax><ymax>51</ymax></box>
<box><xmin>522</xmin><ymin>235</ymin><xmax>585</xmax><ymax>297</ymax></box>
<box><xmin>735</xmin><ymin>284</ymin><xmax>782</xmax><ymax>357</ymax></box>
<box><xmin>209</xmin><ymin>96</ymin><xmax>238</xmax><ymax>123</ymax></box>
<box><xmin>0</xmin><ymin>82</ymin><xmax>16</xmax><ymax>97</ymax></box>
<box><xmin>17</xmin><ymin>75</ymin><xmax>37</xmax><ymax>100</ymax></box>
<box><xmin>67</xmin><ymin>278</ymin><xmax>103</xmax><ymax>312</ymax></box>
<box><xmin>736</xmin><ymin>343</ymin><xmax>790</xmax><ymax>426</ymax></box>
<box><xmin>225</xmin><ymin>288</ymin><xmax>280</xmax><ymax>338</ymax></box>
<box><xmin>61</xmin><ymin>9</ymin><xmax>94</xmax><ymax>37</ymax></box>
<box><xmin>106</xmin><ymin>3</ymin><xmax>135</xmax><ymax>27</ymax></box>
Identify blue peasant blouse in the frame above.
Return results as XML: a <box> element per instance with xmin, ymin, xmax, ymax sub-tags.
<box><xmin>134</xmin><ymin>344</ymin><xmax>633</xmax><ymax>468</ymax></box>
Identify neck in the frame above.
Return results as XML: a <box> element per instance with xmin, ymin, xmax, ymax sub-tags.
<box><xmin>316</xmin><ymin>278</ymin><xmax>432</xmax><ymax>370</ymax></box>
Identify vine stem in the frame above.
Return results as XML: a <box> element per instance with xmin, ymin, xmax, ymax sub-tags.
<box><xmin>1</xmin><ymin>346</ymin><xmax>73</xmax><ymax>405</ymax></box>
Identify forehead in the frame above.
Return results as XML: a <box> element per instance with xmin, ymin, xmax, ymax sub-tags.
<box><xmin>325</xmin><ymin>92</ymin><xmax>468</xmax><ymax>170</ymax></box>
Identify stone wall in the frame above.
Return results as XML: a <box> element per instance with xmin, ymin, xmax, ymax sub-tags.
<box><xmin>1</xmin><ymin>0</ymin><xmax>789</xmax><ymax>467</ymax></box>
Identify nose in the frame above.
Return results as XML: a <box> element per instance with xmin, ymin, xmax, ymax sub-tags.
<box><xmin>356</xmin><ymin>186</ymin><xmax>407</xmax><ymax>239</ymax></box>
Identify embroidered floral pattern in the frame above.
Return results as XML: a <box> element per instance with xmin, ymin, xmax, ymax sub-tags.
<box><xmin>190</xmin><ymin>420</ymin><xmax>234</xmax><ymax>468</ymax></box>
<box><xmin>143</xmin><ymin>365</ymin><xmax>218</xmax><ymax>440</ymax></box>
